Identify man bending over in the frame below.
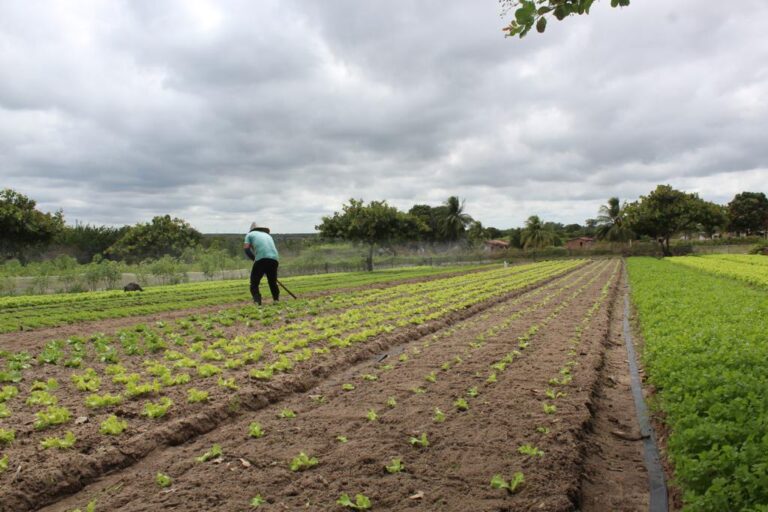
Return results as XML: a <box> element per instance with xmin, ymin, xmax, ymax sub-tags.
<box><xmin>243</xmin><ymin>222</ymin><xmax>280</xmax><ymax>305</ymax></box>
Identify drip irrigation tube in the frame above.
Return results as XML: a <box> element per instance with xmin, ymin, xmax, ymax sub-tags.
<box><xmin>622</xmin><ymin>269</ymin><xmax>668</xmax><ymax>512</ymax></box>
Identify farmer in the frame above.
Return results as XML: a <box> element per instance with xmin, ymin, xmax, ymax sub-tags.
<box><xmin>243</xmin><ymin>222</ymin><xmax>280</xmax><ymax>305</ymax></box>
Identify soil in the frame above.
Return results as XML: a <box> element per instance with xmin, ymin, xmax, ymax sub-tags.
<box><xmin>579</xmin><ymin>272</ymin><xmax>649</xmax><ymax>511</ymax></box>
<box><xmin>1</xmin><ymin>260</ymin><xmax>659</xmax><ymax>511</ymax></box>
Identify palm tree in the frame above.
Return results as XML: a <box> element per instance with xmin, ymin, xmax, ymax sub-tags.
<box><xmin>441</xmin><ymin>196</ymin><xmax>473</xmax><ymax>242</ymax></box>
<box><xmin>521</xmin><ymin>215</ymin><xmax>555</xmax><ymax>249</ymax></box>
<box><xmin>596</xmin><ymin>197</ymin><xmax>633</xmax><ymax>242</ymax></box>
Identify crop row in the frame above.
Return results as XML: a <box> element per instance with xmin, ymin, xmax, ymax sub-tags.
<box><xmin>0</xmin><ymin>259</ymin><xmax>586</xmax><ymax>501</ymax></box>
<box><xmin>0</xmin><ymin>265</ymin><xmax>489</xmax><ymax>333</ymax></box>
<box><xmin>668</xmin><ymin>254</ymin><xmax>768</xmax><ymax>288</ymax></box>
<box><xmin>77</xmin><ymin>260</ymin><xmax>615</xmax><ymax>511</ymax></box>
<box><xmin>628</xmin><ymin>257</ymin><xmax>768</xmax><ymax>511</ymax></box>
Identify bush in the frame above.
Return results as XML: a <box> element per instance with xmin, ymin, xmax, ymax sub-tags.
<box><xmin>748</xmin><ymin>241</ymin><xmax>768</xmax><ymax>255</ymax></box>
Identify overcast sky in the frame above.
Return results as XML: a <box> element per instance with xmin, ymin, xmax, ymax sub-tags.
<box><xmin>1</xmin><ymin>0</ymin><xmax>767</xmax><ymax>233</ymax></box>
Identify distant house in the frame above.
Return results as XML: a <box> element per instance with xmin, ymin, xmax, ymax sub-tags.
<box><xmin>565</xmin><ymin>237</ymin><xmax>595</xmax><ymax>250</ymax></box>
<box><xmin>484</xmin><ymin>239</ymin><xmax>510</xmax><ymax>251</ymax></box>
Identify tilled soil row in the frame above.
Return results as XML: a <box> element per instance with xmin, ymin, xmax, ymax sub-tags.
<box><xmin>1</xmin><ymin>263</ymin><xmax>590</xmax><ymax>512</ymax></box>
<box><xmin>40</xmin><ymin>260</ymin><xmax>621</xmax><ymax>512</ymax></box>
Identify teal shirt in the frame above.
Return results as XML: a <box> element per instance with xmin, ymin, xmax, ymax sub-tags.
<box><xmin>244</xmin><ymin>231</ymin><xmax>279</xmax><ymax>261</ymax></box>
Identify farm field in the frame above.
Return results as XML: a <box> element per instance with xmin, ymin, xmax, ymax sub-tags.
<box><xmin>667</xmin><ymin>254</ymin><xmax>768</xmax><ymax>288</ymax></box>
<box><xmin>0</xmin><ymin>258</ymin><xmax>630</xmax><ymax>511</ymax></box>
<box><xmin>628</xmin><ymin>257</ymin><xmax>768</xmax><ymax>511</ymax></box>
<box><xmin>0</xmin><ymin>264</ymin><xmax>492</xmax><ymax>335</ymax></box>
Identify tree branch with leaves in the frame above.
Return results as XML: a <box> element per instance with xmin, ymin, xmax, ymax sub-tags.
<box><xmin>500</xmin><ymin>0</ymin><xmax>630</xmax><ymax>38</ymax></box>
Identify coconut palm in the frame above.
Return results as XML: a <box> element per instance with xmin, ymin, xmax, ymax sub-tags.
<box><xmin>441</xmin><ymin>196</ymin><xmax>473</xmax><ymax>242</ymax></box>
<box><xmin>596</xmin><ymin>197</ymin><xmax>633</xmax><ymax>242</ymax></box>
<box><xmin>521</xmin><ymin>215</ymin><xmax>555</xmax><ymax>249</ymax></box>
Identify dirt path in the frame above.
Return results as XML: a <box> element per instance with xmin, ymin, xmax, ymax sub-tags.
<box><xmin>39</xmin><ymin>261</ymin><xmax>623</xmax><ymax>512</ymax></box>
<box><xmin>579</xmin><ymin>270</ymin><xmax>649</xmax><ymax>511</ymax></box>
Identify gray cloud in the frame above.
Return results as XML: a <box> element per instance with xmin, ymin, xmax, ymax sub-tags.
<box><xmin>1</xmin><ymin>0</ymin><xmax>766</xmax><ymax>233</ymax></box>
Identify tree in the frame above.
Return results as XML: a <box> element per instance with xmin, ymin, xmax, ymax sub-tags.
<box><xmin>57</xmin><ymin>223</ymin><xmax>129</xmax><ymax>263</ymax></box>
<box><xmin>316</xmin><ymin>199</ymin><xmax>425</xmax><ymax>271</ymax></box>
<box><xmin>467</xmin><ymin>220</ymin><xmax>488</xmax><ymax>247</ymax></box>
<box><xmin>408</xmin><ymin>204</ymin><xmax>443</xmax><ymax>244</ymax></box>
<box><xmin>697</xmin><ymin>202</ymin><xmax>728</xmax><ymax>239</ymax></box>
<box><xmin>501</xmin><ymin>0</ymin><xmax>629</xmax><ymax>38</ymax></box>
<box><xmin>521</xmin><ymin>215</ymin><xmax>555</xmax><ymax>249</ymax></box>
<box><xmin>107</xmin><ymin>215</ymin><xmax>202</xmax><ymax>263</ymax></box>
<box><xmin>0</xmin><ymin>188</ymin><xmax>64</xmax><ymax>262</ymax></box>
<box><xmin>595</xmin><ymin>197</ymin><xmax>633</xmax><ymax>243</ymax></box>
<box><xmin>441</xmin><ymin>196</ymin><xmax>473</xmax><ymax>243</ymax></box>
<box><xmin>727</xmin><ymin>192</ymin><xmax>768</xmax><ymax>237</ymax></box>
<box><xmin>625</xmin><ymin>185</ymin><xmax>719</xmax><ymax>256</ymax></box>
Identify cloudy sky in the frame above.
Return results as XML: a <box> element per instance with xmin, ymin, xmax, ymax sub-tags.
<box><xmin>1</xmin><ymin>0</ymin><xmax>767</xmax><ymax>233</ymax></box>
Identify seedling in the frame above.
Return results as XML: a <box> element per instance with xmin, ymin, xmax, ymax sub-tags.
<box><xmin>250</xmin><ymin>495</ymin><xmax>266</xmax><ymax>507</ymax></box>
<box><xmin>197</xmin><ymin>364</ymin><xmax>222</xmax><ymax>377</ymax></box>
<box><xmin>71</xmin><ymin>368</ymin><xmax>101</xmax><ymax>392</ymax></box>
<box><xmin>156</xmin><ymin>472</ymin><xmax>172</xmax><ymax>488</ymax></box>
<box><xmin>289</xmin><ymin>451</ymin><xmax>318</xmax><ymax>471</ymax></box>
<box><xmin>386</xmin><ymin>396</ymin><xmax>397</xmax><ymax>408</ymax></box>
<box><xmin>0</xmin><ymin>403</ymin><xmax>8</xmax><ymax>418</ymax></box>
<box><xmin>26</xmin><ymin>390</ymin><xmax>58</xmax><ymax>406</ymax></box>
<box><xmin>518</xmin><ymin>444</ymin><xmax>544</xmax><ymax>457</ymax></box>
<box><xmin>486</xmin><ymin>372</ymin><xmax>497</xmax><ymax>384</ymax></box>
<box><xmin>433</xmin><ymin>407</ymin><xmax>446</xmax><ymax>423</ymax></box>
<box><xmin>336</xmin><ymin>435</ymin><xmax>348</xmax><ymax>443</ymax></box>
<box><xmin>0</xmin><ymin>454</ymin><xmax>7</xmax><ymax>472</ymax></box>
<box><xmin>490</xmin><ymin>472</ymin><xmax>525</xmax><ymax>494</ymax></box>
<box><xmin>385</xmin><ymin>458</ymin><xmax>405</xmax><ymax>474</ymax></box>
<box><xmin>100</xmin><ymin>415</ymin><xmax>128</xmax><ymax>435</ymax></box>
<box><xmin>143</xmin><ymin>397</ymin><xmax>173</xmax><ymax>419</ymax></box>
<box><xmin>40</xmin><ymin>431</ymin><xmax>76</xmax><ymax>449</ymax></box>
<box><xmin>441</xmin><ymin>362</ymin><xmax>452</xmax><ymax>371</ymax></box>
<box><xmin>34</xmin><ymin>405</ymin><xmax>71</xmax><ymax>430</ymax></box>
<box><xmin>398</xmin><ymin>354</ymin><xmax>408</xmax><ymax>362</ymax></box>
<box><xmin>85</xmin><ymin>393</ymin><xmax>123</xmax><ymax>408</ymax></box>
<box><xmin>0</xmin><ymin>385</ymin><xmax>19</xmax><ymax>402</ymax></box>
<box><xmin>337</xmin><ymin>493</ymin><xmax>371</xmax><ymax>510</ymax></box>
<box><xmin>71</xmin><ymin>499</ymin><xmax>97</xmax><ymax>512</ymax></box>
<box><xmin>424</xmin><ymin>371</ymin><xmax>437</xmax><ymax>383</ymax></box>
<box><xmin>0</xmin><ymin>428</ymin><xmax>15</xmax><ymax>444</ymax></box>
<box><xmin>248</xmin><ymin>422</ymin><xmax>264</xmax><ymax>438</ymax></box>
<box><xmin>218</xmin><ymin>377</ymin><xmax>238</xmax><ymax>390</ymax></box>
<box><xmin>31</xmin><ymin>378</ymin><xmax>59</xmax><ymax>391</ymax></box>
<box><xmin>366</xmin><ymin>409</ymin><xmax>378</xmax><ymax>422</ymax></box>
<box><xmin>187</xmin><ymin>388</ymin><xmax>209</xmax><ymax>403</ymax></box>
<box><xmin>342</xmin><ymin>383</ymin><xmax>355</xmax><ymax>391</ymax></box>
<box><xmin>410</xmin><ymin>387</ymin><xmax>426</xmax><ymax>394</ymax></box>
<box><xmin>454</xmin><ymin>398</ymin><xmax>469</xmax><ymax>411</ymax></box>
<box><xmin>545</xmin><ymin>389</ymin><xmax>565</xmax><ymax>400</ymax></box>
<box><xmin>409</xmin><ymin>432</ymin><xmax>429</xmax><ymax>448</ymax></box>
<box><xmin>361</xmin><ymin>374</ymin><xmax>378</xmax><ymax>381</ymax></box>
<box><xmin>467</xmin><ymin>387</ymin><xmax>479</xmax><ymax>398</ymax></box>
<box><xmin>278</xmin><ymin>409</ymin><xmax>296</xmax><ymax>419</ymax></box>
<box><xmin>250</xmin><ymin>368</ymin><xmax>273</xmax><ymax>380</ymax></box>
<box><xmin>536</xmin><ymin>426</ymin><xmax>551</xmax><ymax>434</ymax></box>
<box><xmin>310</xmin><ymin>394</ymin><xmax>326</xmax><ymax>403</ymax></box>
<box><xmin>543</xmin><ymin>403</ymin><xmax>557</xmax><ymax>414</ymax></box>
<box><xmin>196</xmin><ymin>443</ymin><xmax>223</xmax><ymax>462</ymax></box>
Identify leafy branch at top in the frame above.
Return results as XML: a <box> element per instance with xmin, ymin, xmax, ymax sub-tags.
<box><xmin>501</xmin><ymin>0</ymin><xmax>630</xmax><ymax>38</ymax></box>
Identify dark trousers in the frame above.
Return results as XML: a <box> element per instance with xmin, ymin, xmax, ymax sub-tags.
<box><xmin>250</xmin><ymin>258</ymin><xmax>279</xmax><ymax>302</ymax></box>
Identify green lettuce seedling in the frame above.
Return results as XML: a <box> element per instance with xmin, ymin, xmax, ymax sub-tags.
<box><xmin>156</xmin><ymin>472</ymin><xmax>172</xmax><ymax>488</ymax></box>
<box><xmin>0</xmin><ymin>385</ymin><xmax>19</xmax><ymax>402</ymax></box>
<box><xmin>543</xmin><ymin>403</ymin><xmax>557</xmax><ymax>414</ymax></box>
<box><xmin>342</xmin><ymin>383</ymin><xmax>355</xmax><ymax>391</ymax></box>
<box><xmin>278</xmin><ymin>409</ymin><xmax>296</xmax><ymax>419</ymax></box>
<box><xmin>385</xmin><ymin>458</ymin><xmax>404</xmax><ymax>474</ymax></box>
<box><xmin>433</xmin><ymin>407</ymin><xmax>446</xmax><ymax>423</ymax></box>
<box><xmin>26</xmin><ymin>390</ymin><xmax>58</xmax><ymax>406</ymax></box>
<box><xmin>0</xmin><ymin>403</ymin><xmax>9</xmax><ymax>418</ymax></box>
<box><xmin>0</xmin><ymin>454</ymin><xmax>8</xmax><ymax>472</ymax></box>
<box><xmin>100</xmin><ymin>415</ymin><xmax>128</xmax><ymax>435</ymax></box>
<box><xmin>386</xmin><ymin>396</ymin><xmax>397</xmax><ymax>408</ymax></box>
<box><xmin>454</xmin><ymin>398</ymin><xmax>469</xmax><ymax>411</ymax></box>
<box><xmin>518</xmin><ymin>444</ymin><xmax>544</xmax><ymax>457</ymax></box>
<box><xmin>248</xmin><ymin>422</ymin><xmax>264</xmax><ymax>438</ymax></box>
<box><xmin>366</xmin><ymin>409</ymin><xmax>378</xmax><ymax>421</ymax></box>
<box><xmin>187</xmin><ymin>388</ymin><xmax>209</xmax><ymax>403</ymax></box>
<box><xmin>336</xmin><ymin>435</ymin><xmax>348</xmax><ymax>443</ymax></box>
<box><xmin>85</xmin><ymin>393</ymin><xmax>123</xmax><ymax>408</ymax></box>
<box><xmin>491</xmin><ymin>472</ymin><xmax>525</xmax><ymax>494</ymax></box>
<box><xmin>289</xmin><ymin>451</ymin><xmax>318</xmax><ymax>471</ymax></box>
<box><xmin>250</xmin><ymin>495</ymin><xmax>266</xmax><ymax>507</ymax></box>
<box><xmin>196</xmin><ymin>443</ymin><xmax>223</xmax><ymax>462</ymax></box>
<box><xmin>41</xmin><ymin>431</ymin><xmax>76</xmax><ymax>449</ymax></box>
<box><xmin>34</xmin><ymin>406</ymin><xmax>71</xmax><ymax>430</ymax></box>
<box><xmin>143</xmin><ymin>397</ymin><xmax>173</xmax><ymax>419</ymax></box>
<box><xmin>337</xmin><ymin>493</ymin><xmax>371</xmax><ymax>510</ymax></box>
<box><xmin>409</xmin><ymin>432</ymin><xmax>429</xmax><ymax>448</ymax></box>
<box><xmin>0</xmin><ymin>428</ymin><xmax>15</xmax><ymax>444</ymax></box>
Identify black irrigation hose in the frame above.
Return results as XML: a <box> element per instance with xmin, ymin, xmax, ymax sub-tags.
<box><xmin>622</xmin><ymin>268</ymin><xmax>668</xmax><ymax>512</ymax></box>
